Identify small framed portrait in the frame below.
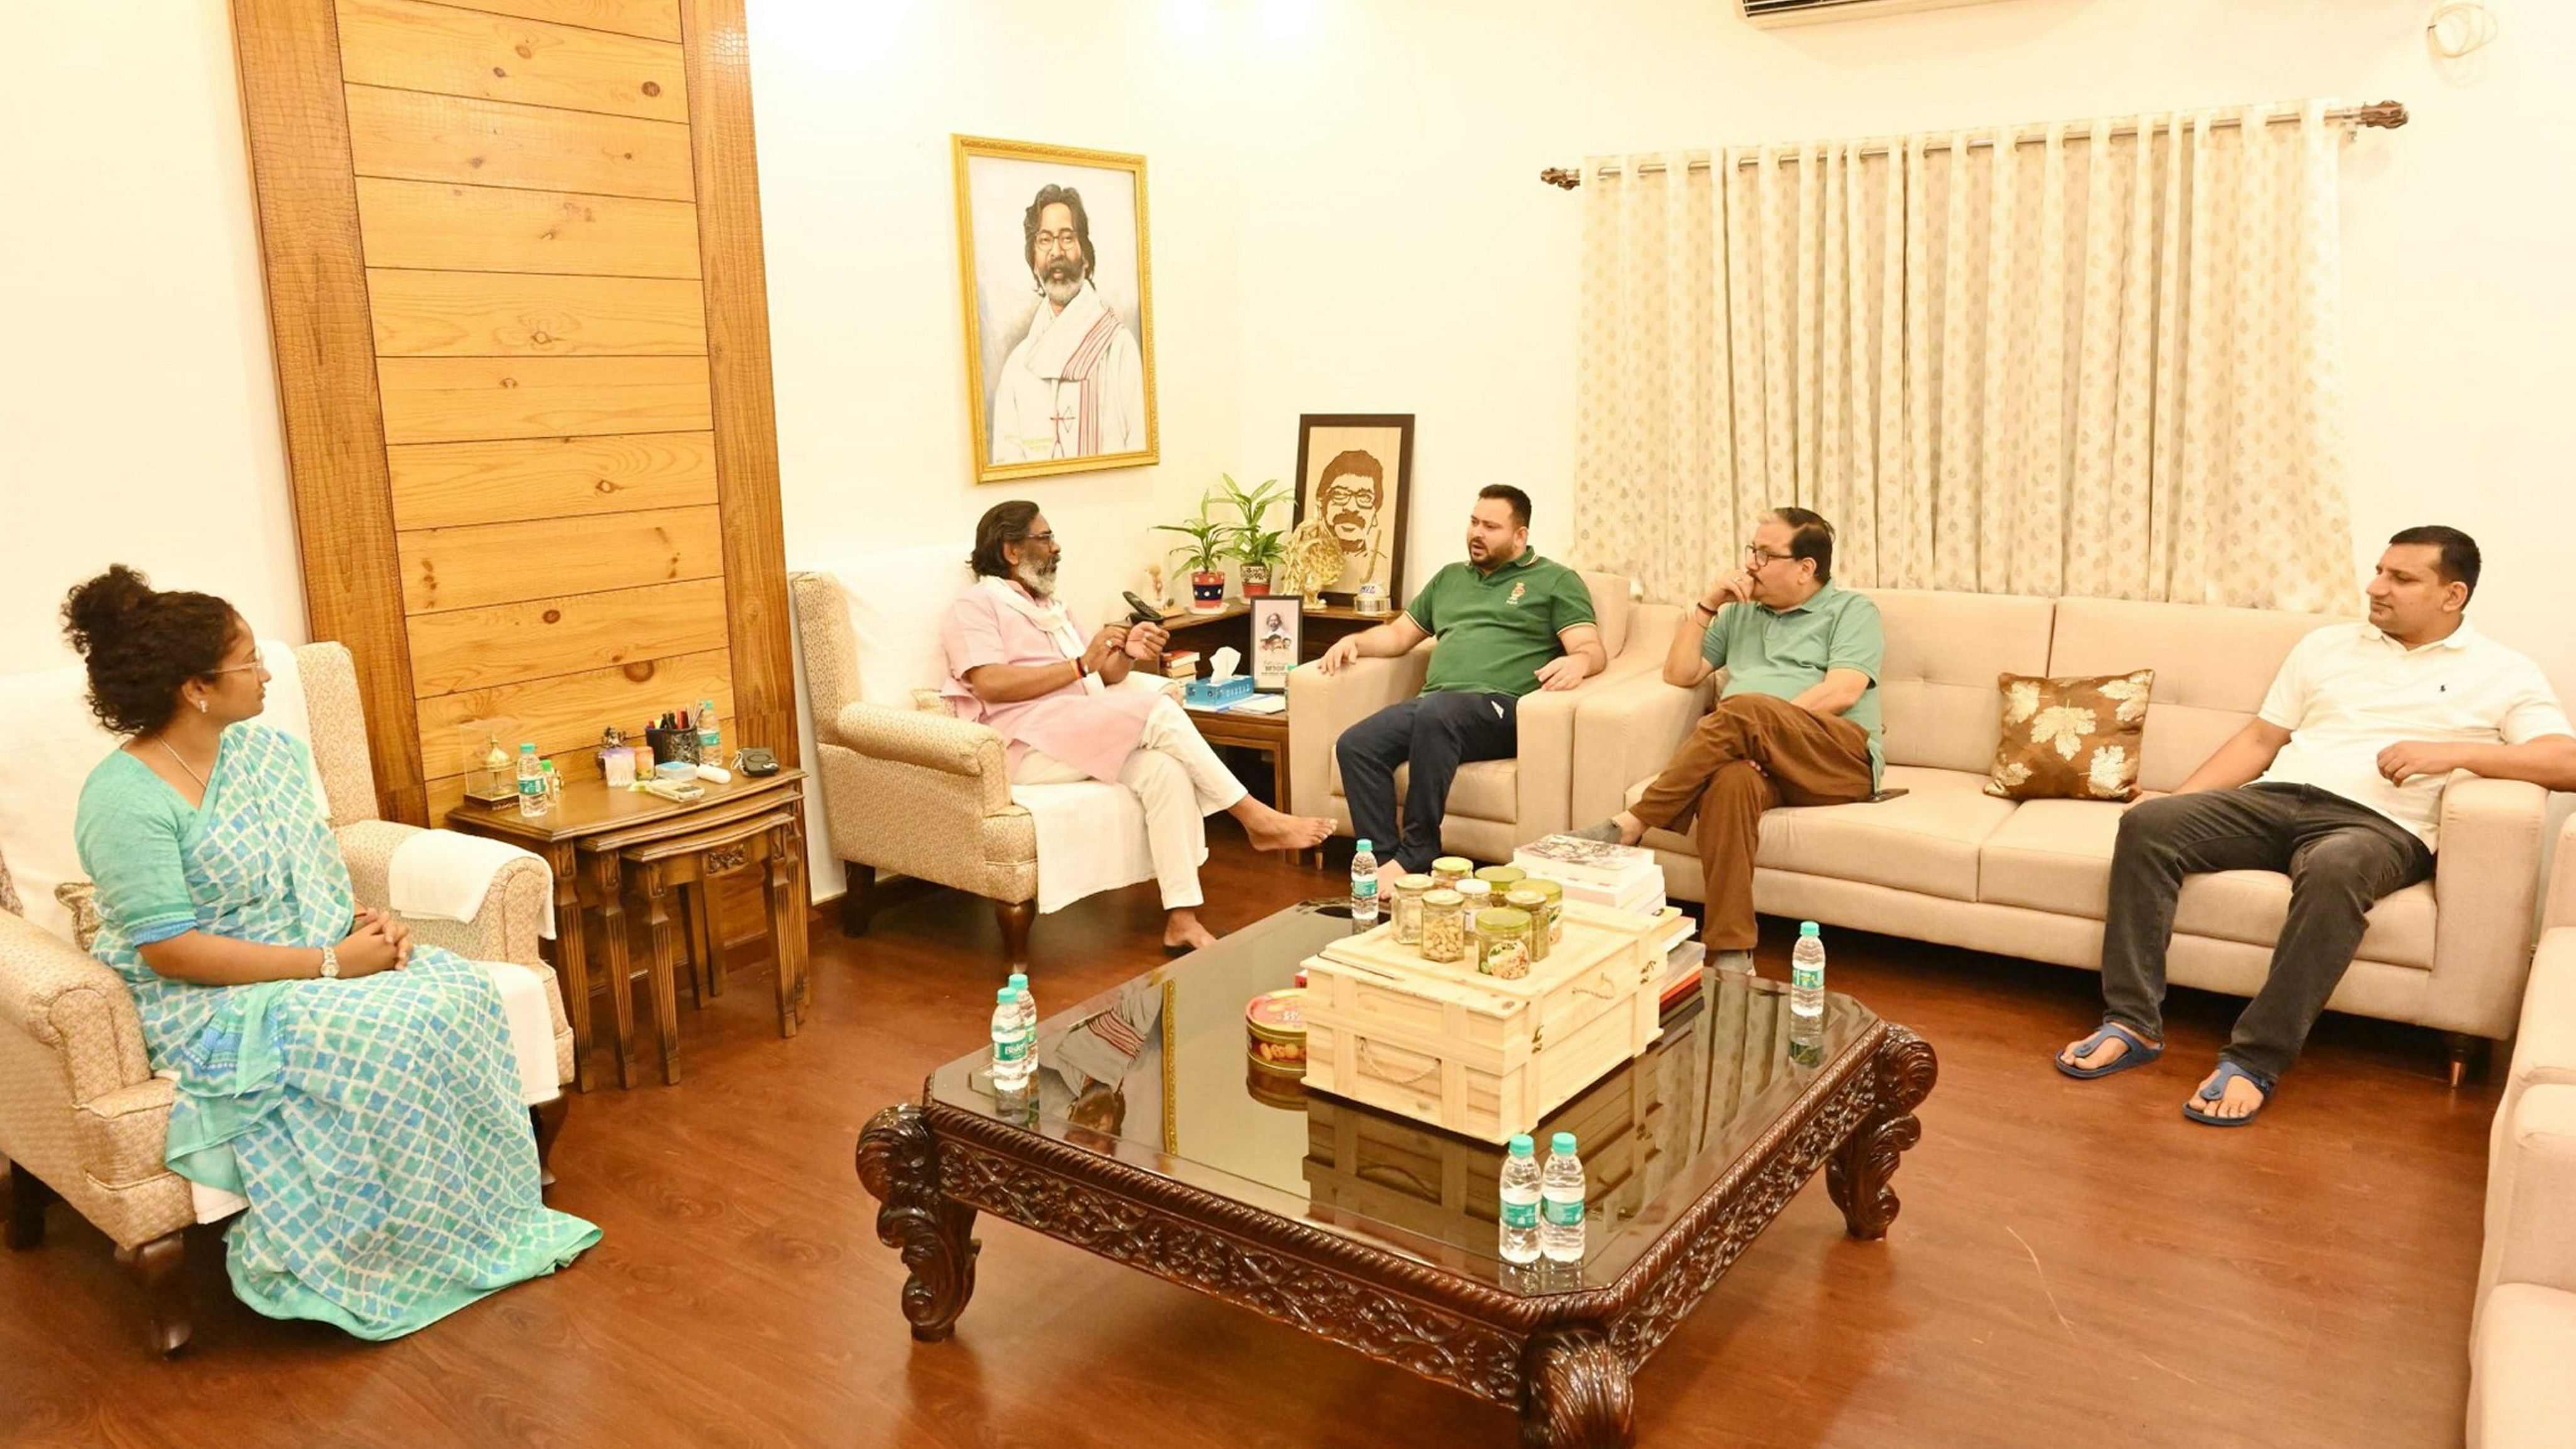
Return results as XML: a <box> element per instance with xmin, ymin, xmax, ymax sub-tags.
<box><xmin>952</xmin><ymin>135</ymin><xmax>1159</xmax><ymax>484</ymax></box>
<box><xmin>1251</xmin><ymin>597</ymin><xmax>1301</xmax><ymax>691</ymax></box>
<box><xmin>1291</xmin><ymin>414</ymin><xmax>1413</xmax><ymax>607</ymax></box>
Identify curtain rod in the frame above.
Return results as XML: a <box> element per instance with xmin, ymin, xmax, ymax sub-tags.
<box><xmin>1539</xmin><ymin>100</ymin><xmax>2407</xmax><ymax>189</ymax></box>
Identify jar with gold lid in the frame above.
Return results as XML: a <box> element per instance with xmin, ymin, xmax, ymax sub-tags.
<box><xmin>1430</xmin><ymin>856</ymin><xmax>1474</xmax><ymax>891</ymax></box>
<box><xmin>1420</xmin><ymin>889</ymin><xmax>1467</xmax><ymax>962</ymax></box>
<box><xmin>1504</xmin><ymin>888</ymin><xmax>1550</xmax><ymax>962</ymax></box>
<box><xmin>1520</xmin><ymin>878</ymin><xmax>1563</xmax><ymax>947</ymax></box>
<box><xmin>1390</xmin><ymin>873</ymin><xmax>1434</xmax><ymax>945</ymax></box>
<box><xmin>1476</xmin><ymin>907</ymin><xmax>1535</xmax><ymax>980</ymax></box>
<box><xmin>1472</xmin><ymin>864</ymin><xmax>1526</xmax><ymax>893</ymax></box>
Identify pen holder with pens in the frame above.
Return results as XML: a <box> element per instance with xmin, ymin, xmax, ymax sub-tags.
<box><xmin>646</xmin><ymin>726</ymin><xmax>698</xmax><ymax>766</ymax></box>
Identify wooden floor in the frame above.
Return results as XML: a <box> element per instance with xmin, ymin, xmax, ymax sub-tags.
<box><xmin>0</xmin><ymin>822</ymin><xmax>2495</xmax><ymax>1448</ymax></box>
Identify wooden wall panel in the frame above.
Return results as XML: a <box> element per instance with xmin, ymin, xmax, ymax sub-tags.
<box><xmin>407</xmin><ymin>576</ymin><xmax>731</xmax><ymax>694</ymax></box>
<box><xmin>415</xmin><ymin>647</ymin><xmax>733</xmax><ymax>775</ymax></box>
<box><xmin>233</xmin><ymin>0</ymin><xmax>428</xmax><ymax>824</ymax></box>
<box><xmin>681</xmin><ymin>0</ymin><xmax>797</xmax><ymax>768</ymax></box>
<box><xmin>344</xmin><ymin>85</ymin><xmax>696</xmax><ymax>201</ymax></box>
<box><xmin>386</xmin><ymin>431</ymin><xmax>718</xmax><ymax>528</ymax></box>
<box><xmin>368</xmin><ymin>270</ymin><xmax>707</xmax><ymax>356</ymax></box>
<box><xmin>354</xmin><ymin>177</ymin><xmax>701</xmax><ymax>277</ymax></box>
<box><xmin>433</xmin><ymin>0</ymin><xmax>682</xmax><ymax>43</ymax></box>
<box><xmin>336</xmin><ymin>0</ymin><xmax>689</xmax><ymax>122</ymax></box>
<box><xmin>398</xmin><ymin>504</ymin><xmax>725</xmax><ymax>612</ymax></box>
<box><xmin>376</xmin><ymin>355</ymin><xmax>711</xmax><ymax>443</ymax></box>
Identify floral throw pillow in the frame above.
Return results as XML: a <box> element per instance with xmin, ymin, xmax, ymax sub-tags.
<box><xmin>1986</xmin><ymin>671</ymin><xmax>2155</xmax><ymax>802</ymax></box>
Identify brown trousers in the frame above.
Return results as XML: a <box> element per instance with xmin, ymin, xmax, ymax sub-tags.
<box><xmin>1629</xmin><ymin>693</ymin><xmax>1874</xmax><ymax>949</ymax></box>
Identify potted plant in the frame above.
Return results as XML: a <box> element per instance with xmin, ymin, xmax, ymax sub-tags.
<box><xmin>1153</xmin><ymin>492</ymin><xmax>1233</xmax><ymax>613</ymax></box>
<box><xmin>1215</xmin><ymin>474</ymin><xmax>1289</xmax><ymax>597</ymax></box>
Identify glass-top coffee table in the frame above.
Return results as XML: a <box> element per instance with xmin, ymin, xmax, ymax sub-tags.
<box><xmin>856</xmin><ymin>902</ymin><xmax>1937</xmax><ymax>1448</ymax></box>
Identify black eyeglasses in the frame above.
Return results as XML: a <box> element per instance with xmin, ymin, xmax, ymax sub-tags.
<box><xmin>1745</xmin><ymin>546</ymin><xmax>1796</xmax><ymax>568</ymax></box>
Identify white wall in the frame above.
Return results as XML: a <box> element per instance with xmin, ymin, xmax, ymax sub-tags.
<box><xmin>1229</xmin><ymin>0</ymin><xmax>2576</xmax><ymax>701</ymax></box>
<box><xmin>3</xmin><ymin>2</ymin><xmax>306</xmax><ymax>672</ymax></box>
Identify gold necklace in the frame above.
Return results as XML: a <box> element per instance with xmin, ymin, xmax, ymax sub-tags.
<box><xmin>154</xmin><ymin>735</ymin><xmax>208</xmax><ymax>788</ymax></box>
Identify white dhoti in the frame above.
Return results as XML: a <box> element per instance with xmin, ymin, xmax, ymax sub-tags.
<box><xmin>1013</xmin><ymin>695</ymin><xmax>1246</xmax><ymax>909</ymax></box>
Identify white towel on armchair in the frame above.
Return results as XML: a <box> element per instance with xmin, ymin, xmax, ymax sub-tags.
<box><xmin>389</xmin><ymin>829</ymin><xmax>556</xmax><ymax>939</ymax></box>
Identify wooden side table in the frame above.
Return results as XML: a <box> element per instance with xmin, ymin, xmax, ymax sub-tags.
<box><xmin>1183</xmin><ymin>702</ymin><xmax>1296</xmax><ymax>861</ymax></box>
<box><xmin>588</xmin><ymin>807</ymin><xmax>803</xmax><ymax>1086</ymax></box>
<box><xmin>444</xmin><ymin>767</ymin><xmax>809</xmax><ymax>1091</ymax></box>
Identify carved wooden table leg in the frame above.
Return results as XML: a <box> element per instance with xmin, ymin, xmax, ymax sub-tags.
<box><xmin>641</xmin><ymin>863</ymin><xmax>684</xmax><ymax>1086</ymax></box>
<box><xmin>545</xmin><ymin>842</ymin><xmax>595</xmax><ymax>1093</ymax></box>
<box><xmin>762</xmin><ymin>833</ymin><xmax>801</xmax><ymax>1036</ymax></box>
<box><xmin>1826</xmin><ymin>1026</ymin><xmax>1939</xmax><ymax>1241</ymax></box>
<box><xmin>114</xmin><ymin>1229</ymin><xmax>191</xmax><ymax>1356</ymax></box>
<box><xmin>1518</xmin><ymin>1327</ymin><xmax>1634</xmax><ymax>1448</ymax></box>
<box><xmin>854</xmin><ymin>1104</ymin><xmax>979</xmax><ymax>1342</ymax></box>
<box><xmin>587</xmin><ymin>851</ymin><xmax>638</xmax><ymax>1090</ymax></box>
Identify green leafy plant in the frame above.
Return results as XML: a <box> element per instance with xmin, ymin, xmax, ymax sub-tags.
<box><xmin>1152</xmin><ymin>491</ymin><xmax>1232</xmax><ymax>573</ymax></box>
<box><xmin>1214</xmin><ymin>474</ymin><xmax>1290</xmax><ymax>570</ymax></box>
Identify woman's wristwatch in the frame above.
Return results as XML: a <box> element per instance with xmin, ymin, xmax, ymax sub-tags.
<box><xmin>319</xmin><ymin>944</ymin><xmax>340</xmax><ymax>979</ymax></box>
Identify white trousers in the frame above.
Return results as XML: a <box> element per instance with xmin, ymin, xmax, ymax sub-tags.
<box><xmin>1014</xmin><ymin>694</ymin><xmax>1248</xmax><ymax>910</ymax></box>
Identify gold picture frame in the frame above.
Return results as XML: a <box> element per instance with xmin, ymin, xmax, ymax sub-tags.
<box><xmin>951</xmin><ymin>135</ymin><xmax>1160</xmax><ymax>484</ymax></box>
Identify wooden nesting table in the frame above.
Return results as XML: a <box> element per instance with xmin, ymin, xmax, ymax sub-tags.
<box><xmin>445</xmin><ymin>768</ymin><xmax>809</xmax><ymax>1091</ymax></box>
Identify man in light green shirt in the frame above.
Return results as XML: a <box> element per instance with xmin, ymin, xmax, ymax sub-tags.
<box><xmin>1577</xmin><ymin>507</ymin><xmax>1882</xmax><ymax>967</ymax></box>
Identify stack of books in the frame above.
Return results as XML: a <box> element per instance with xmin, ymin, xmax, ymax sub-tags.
<box><xmin>1162</xmin><ymin>650</ymin><xmax>1200</xmax><ymax>681</ymax></box>
<box><xmin>1511</xmin><ymin>834</ymin><xmax>1666</xmax><ymax>916</ymax></box>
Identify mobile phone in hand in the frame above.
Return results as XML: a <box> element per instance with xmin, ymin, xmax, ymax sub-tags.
<box><xmin>1121</xmin><ymin>590</ymin><xmax>1165</xmax><ymax>625</ymax></box>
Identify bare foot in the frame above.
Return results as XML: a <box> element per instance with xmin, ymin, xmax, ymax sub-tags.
<box><xmin>1241</xmin><ymin>807</ymin><xmax>1333</xmax><ymax>852</ymax></box>
<box><xmin>1374</xmin><ymin>860</ymin><xmax>1409</xmax><ymax>891</ymax></box>
<box><xmin>1164</xmin><ymin>911</ymin><xmax>1220</xmax><ymax>950</ymax></box>
<box><xmin>2058</xmin><ymin>1026</ymin><xmax>2160</xmax><ymax>1073</ymax></box>
<box><xmin>2185</xmin><ymin>1066</ymin><xmax>2267</xmax><ymax>1123</ymax></box>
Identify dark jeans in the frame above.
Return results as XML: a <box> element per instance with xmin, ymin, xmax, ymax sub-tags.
<box><xmin>1334</xmin><ymin>691</ymin><xmax>1520</xmax><ymax>874</ymax></box>
<box><xmin>2100</xmin><ymin>783</ymin><xmax>2433</xmax><ymax>1083</ymax></box>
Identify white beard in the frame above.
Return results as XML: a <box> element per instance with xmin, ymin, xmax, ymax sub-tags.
<box><xmin>1014</xmin><ymin>560</ymin><xmax>1058</xmax><ymax>602</ymax></box>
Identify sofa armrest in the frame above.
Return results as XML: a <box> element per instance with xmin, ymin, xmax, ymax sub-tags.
<box><xmin>2544</xmin><ymin>813</ymin><xmax>2576</xmax><ymax>936</ymax></box>
<box><xmin>1570</xmin><ymin>666</ymin><xmax>1718</xmax><ymax>829</ymax></box>
<box><xmin>0</xmin><ymin>908</ymin><xmax>151</xmax><ymax>1101</ymax></box>
<box><xmin>2489</xmin><ymin>1084</ymin><xmax>2576</xmax><ymax>1298</ymax></box>
<box><xmin>334</xmin><ymin>819</ymin><xmax>548</xmax><ymax>968</ymax></box>
<box><xmin>1510</xmin><ymin>645</ymin><xmax>1669</xmax><ymax>844</ymax></box>
<box><xmin>1285</xmin><ymin>649</ymin><xmax>1432</xmax><ymax>822</ymax></box>
<box><xmin>834</xmin><ymin>701</ymin><xmax>1009</xmax><ymax>794</ymax></box>
<box><xmin>2429</xmin><ymin>775</ymin><xmax>2552</xmax><ymax>1038</ymax></box>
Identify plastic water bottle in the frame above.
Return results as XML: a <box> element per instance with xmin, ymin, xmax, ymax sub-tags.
<box><xmin>1349</xmin><ymin>839</ymin><xmax>1380</xmax><ymax>928</ymax></box>
<box><xmin>1540</xmin><ymin>1132</ymin><xmax>1587</xmax><ymax>1263</ymax></box>
<box><xmin>1007</xmin><ymin>971</ymin><xmax>1036</xmax><ymax>1070</ymax></box>
<box><xmin>1791</xmin><ymin>921</ymin><xmax>1827</xmax><ymax>1026</ymax></box>
<box><xmin>516</xmin><ymin>742</ymin><xmax>548</xmax><ymax>820</ymax></box>
<box><xmin>1498</xmin><ymin>1133</ymin><xmax>1542</xmax><ymax>1265</ymax></box>
<box><xmin>989</xmin><ymin>987</ymin><xmax>1031</xmax><ymax>1093</ymax></box>
<box><xmin>696</xmin><ymin>698</ymin><xmax>724</xmax><ymax>768</ymax></box>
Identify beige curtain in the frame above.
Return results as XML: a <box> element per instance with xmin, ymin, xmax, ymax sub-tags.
<box><xmin>1573</xmin><ymin>102</ymin><xmax>2356</xmax><ymax>612</ymax></box>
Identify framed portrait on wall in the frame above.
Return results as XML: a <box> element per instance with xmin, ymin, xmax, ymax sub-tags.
<box><xmin>952</xmin><ymin>135</ymin><xmax>1159</xmax><ymax>484</ymax></box>
<box><xmin>1291</xmin><ymin>414</ymin><xmax>1413</xmax><ymax>608</ymax></box>
<box><xmin>1250</xmin><ymin>597</ymin><xmax>1301</xmax><ymax>691</ymax></box>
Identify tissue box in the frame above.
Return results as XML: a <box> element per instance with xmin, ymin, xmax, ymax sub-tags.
<box><xmin>1183</xmin><ymin>674</ymin><xmax>1255</xmax><ymax>708</ymax></box>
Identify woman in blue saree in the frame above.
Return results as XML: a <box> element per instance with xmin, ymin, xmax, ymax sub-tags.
<box><xmin>63</xmin><ymin>566</ymin><xmax>597</xmax><ymax>1340</ymax></box>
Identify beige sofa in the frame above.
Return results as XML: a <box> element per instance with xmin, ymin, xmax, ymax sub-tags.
<box><xmin>2469</xmin><ymin>813</ymin><xmax>2576</xmax><ymax>1447</ymax></box>
<box><xmin>0</xmin><ymin>642</ymin><xmax>569</xmax><ymax>1354</ymax></box>
<box><xmin>1575</xmin><ymin>591</ymin><xmax>2552</xmax><ymax>1070</ymax></box>
<box><xmin>1286</xmin><ymin>572</ymin><xmax>1673</xmax><ymax>863</ymax></box>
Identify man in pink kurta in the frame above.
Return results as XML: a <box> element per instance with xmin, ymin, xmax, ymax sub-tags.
<box><xmin>942</xmin><ymin>502</ymin><xmax>1333</xmax><ymax>952</ymax></box>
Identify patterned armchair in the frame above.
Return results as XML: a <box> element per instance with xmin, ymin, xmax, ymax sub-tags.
<box><xmin>0</xmin><ymin>641</ymin><xmax>568</xmax><ymax>1355</ymax></box>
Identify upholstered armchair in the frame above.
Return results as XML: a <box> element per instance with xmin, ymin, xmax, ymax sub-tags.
<box><xmin>791</xmin><ymin>552</ymin><xmax>1169</xmax><ymax>968</ymax></box>
<box><xmin>0</xmin><ymin>641</ymin><xmax>570</xmax><ymax>1355</ymax></box>
<box><xmin>1284</xmin><ymin>571</ymin><xmax>1668</xmax><ymax>863</ymax></box>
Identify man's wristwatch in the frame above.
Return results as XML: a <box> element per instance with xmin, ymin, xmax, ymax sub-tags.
<box><xmin>319</xmin><ymin>944</ymin><xmax>340</xmax><ymax>979</ymax></box>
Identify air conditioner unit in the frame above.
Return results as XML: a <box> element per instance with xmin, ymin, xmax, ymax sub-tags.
<box><xmin>1741</xmin><ymin>0</ymin><xmax>2022</xmax><ymax>28</ymax></box>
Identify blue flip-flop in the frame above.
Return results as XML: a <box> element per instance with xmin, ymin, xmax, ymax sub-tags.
<box><xmin>2182</xmin><ymin>1061</ymin><xmax>2274</xmax><ymax>1127</ymax></box>
<box><xmin>2053</xmin><ymin>1021</ymin><xmax>2163</xmax><ymax>1080</ymax></box>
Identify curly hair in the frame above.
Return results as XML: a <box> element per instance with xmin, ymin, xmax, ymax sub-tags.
<box><xmin>60</xmin><ymin>565</ymin><xmax>241</xmax><ymax>736</ymax></box>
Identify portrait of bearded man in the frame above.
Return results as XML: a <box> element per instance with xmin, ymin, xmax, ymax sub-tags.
<box><xmin>986</xmin><ymin>182</ymin><xmax>1150</xmax><ymax>465</ymax></box>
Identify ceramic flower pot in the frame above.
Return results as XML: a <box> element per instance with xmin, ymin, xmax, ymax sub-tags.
<box><xmin>1190</xmin><ymin>570</ymin><xmax>1227</xmax><ymax>612</ymax></box>
<box><xmin>1240</xmin><ymin>565</ymin><xmax>1272</xmax><ymax>597</ymax></box>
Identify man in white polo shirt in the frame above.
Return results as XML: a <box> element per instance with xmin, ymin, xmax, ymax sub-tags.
<box><xmin>2055</xmin><ymin>527</ymin><xmax>2576</xmax><ymax>1125</ymax></box>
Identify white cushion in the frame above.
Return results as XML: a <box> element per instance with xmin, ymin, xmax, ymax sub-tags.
<box><xmin>1634</xmin><ymin>765</ymin><xmax>2016</xmax><ymax>904</ymax></box>
<box><xmin>1863</xmin><ymin>590</ymin><xmax>2056</xmax><ymax>775</ymax></box>
<box><xmin>831</xmin><ymin>546</ymin><xmax>976</xmax><ymax>707</ymax></box>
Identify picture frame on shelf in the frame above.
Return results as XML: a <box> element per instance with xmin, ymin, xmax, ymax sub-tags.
<box><xmin>1250</xmin><ymin>597</ymin><xmax>1301</xmax><ymax>692</ymax></box>
<box><xmin>1290</xmin><ymin>413</ymin><xmax>1413</xmax><ymax>608</ymax></box>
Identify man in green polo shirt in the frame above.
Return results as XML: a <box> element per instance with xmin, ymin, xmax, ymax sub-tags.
<box><xmin>1319</xmin><ymin>485</ymin><xmax>1605</xmax><ymax>879</ymax></box>
<box><xmin>1577</xmin><ymin>507</ymin><xmax>1883</xmax><ymax>969</ymax></box>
